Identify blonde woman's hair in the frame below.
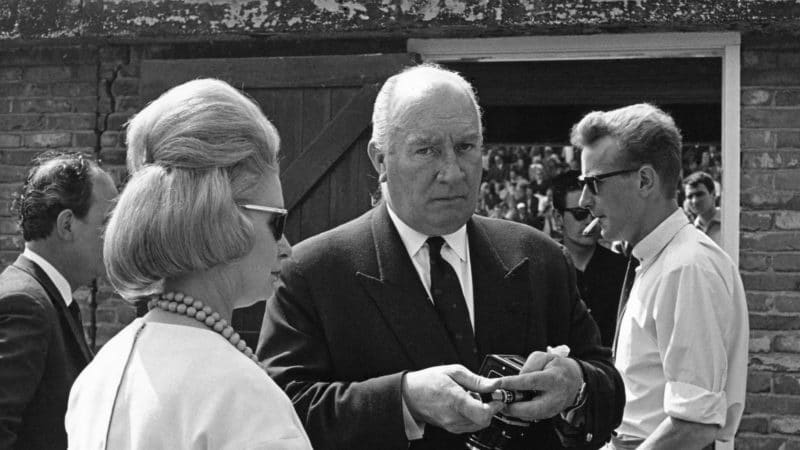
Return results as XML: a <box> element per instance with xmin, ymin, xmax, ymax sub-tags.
<box><xmin>104</xmin><ymin>78</ymin><xmax>281</xmax><ymax>300</ymax></box>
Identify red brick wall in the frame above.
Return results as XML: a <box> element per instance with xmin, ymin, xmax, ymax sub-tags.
<box><xmin>739</xmin><ymin>36</ymin><xmax>800</xmax><ymax>449</ymax></box>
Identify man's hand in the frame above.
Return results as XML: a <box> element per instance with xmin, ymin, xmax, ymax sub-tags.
<box><xmin>402</xmin><ymin>365</ymin><xmax>504</xmax><ymax>434</ymax></box>
<box><xmin>498</xmin><ymin>351</ymin><xmax>584</xmax><ymax>421</ymax></box>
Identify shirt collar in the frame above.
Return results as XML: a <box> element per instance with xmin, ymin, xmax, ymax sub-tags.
<box><xmin>632</xmin><ymin>208</ymin><xmax>691</xmax><ymax>267</ymax></box>
<box><xmin>694</xmin><ymin>207</ymin><xmax>721</xmax><ymax>231</ymax></box>
<box><xmin>386</xmin><ymin>203</ymin><xmax>468</xmax><ymax>262</ymax></box>
<box><xmin>22</xmin><ymin>247</ymin><xmax>73</xmax><ymax>305</ymax></box>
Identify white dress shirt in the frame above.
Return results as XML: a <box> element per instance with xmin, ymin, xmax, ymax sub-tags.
<box><xmin>615</xmin><ymin>208</ymin><xmax>748</xmax><ymax>442</ymax></box>
<box><xmin>386</xmin><ymin>204</ymin><xmax>475</xmax><ymax>327</ymax></box>
<box><xmin>22</xmin><ymin>247</ymin><xmax>73</xmax><ymax>306</ymax></box>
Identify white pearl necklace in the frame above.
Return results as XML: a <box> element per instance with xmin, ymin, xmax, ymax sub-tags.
<box><xmin>147</xmin><ymin>292</ymin><xmax>258</xmax><ymax>362</ymax></box>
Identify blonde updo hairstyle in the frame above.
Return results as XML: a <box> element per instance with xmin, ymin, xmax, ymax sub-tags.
<box><xmin>104</xmin><ymin>79</ymin><xmax>280</xmax><ymax>300</ymax></box>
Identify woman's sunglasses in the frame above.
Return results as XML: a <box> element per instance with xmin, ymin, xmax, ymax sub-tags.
<box><xmin>240</xmin><ymin>204</ymin><xmax>288</xmax><ymax>240</ymax></box>
<box><xmin>563</xmin><ymin>207</ymin><xmax>592</xmax><ymax>221</ymax></box>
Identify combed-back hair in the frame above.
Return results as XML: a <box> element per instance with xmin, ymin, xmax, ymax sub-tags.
<box><xmin>105</xmin><ymin>78</ymin><xmax>281</xmax><ymax>300</ymax></box>
<box><xmin>570</xmin><ymin>103</ymin><xmax>682</xmax><ymax>199</ymax></box>
<box><xmin>370</xmin><ymin>62</ymin><xmax>483</xmax><ymax>153</ymax></box>
<box><xmin>551</xmin><ymin>170</ymin><xmax>582</xmax><ymax>212</ymax></box>
<box><xmin>683</xmin><ymin>170</ymin><xmax>715</xmax><ymax>194</ymax></box>
<box><xmin>11</xmin><ymin>150</ymin><xmax>99</xmax><ymax>241</ymax></box>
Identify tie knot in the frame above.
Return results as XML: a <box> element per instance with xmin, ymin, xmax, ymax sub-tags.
<box><xmin>427</xmin><ymin>236</ymin><xmax>445</xmax><ymax>256</ymax></box>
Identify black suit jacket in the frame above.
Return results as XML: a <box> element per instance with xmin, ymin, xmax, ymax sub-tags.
<box><xmin>0</xmin><ymin>255</ymin><xmax>92</xmax><ymax>450</ymax></box>
<box><xmin>258</xmin><ymin>203</ymin><xmax>624</xmax><ymax>450</ymax></box>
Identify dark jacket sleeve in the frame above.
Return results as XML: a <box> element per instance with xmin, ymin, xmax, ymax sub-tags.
<box><xmin>0</xmin><ymin>294</ymin><xmax>50</xmax><ymax>449</ymax></box>
<box><xmin>550</xmin><ymin>246</ymin><xmax>625</xmax><ymax>448</ymax></box>
<box><xmin>257</xmin><ymin>260</ymin><xmax>409</xmax><ymax>450</ymax></box>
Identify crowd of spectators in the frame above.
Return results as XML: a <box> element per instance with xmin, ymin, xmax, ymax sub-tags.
<box><xmin>476</xmin><ymin>142</ymin><xmax>723</xmax><ymax>241</ymax></box>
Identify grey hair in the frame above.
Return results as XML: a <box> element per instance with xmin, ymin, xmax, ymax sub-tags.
<box><xmin>370</xmin><ymin>63</ymin><xmax>483</xmax><ymax>153</ymax></box>
<box><xmin>570</xmin><ymin>103</ymin><xmax>682</xmax><ymax>199</ymax></box>
<box><xmin>105</xmin><ymin>78</ymin><xmax>281</xmax><ymax>300</ymax></box>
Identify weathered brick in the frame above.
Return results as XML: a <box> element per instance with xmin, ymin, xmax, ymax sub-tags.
<box><xmin>741</xmin><ymin>212</ymin><xmax>773</xmax><ymax>231</ymax></box>
<box><xmin>69</xmin><ymin>96</ymin><xmax>97</xmax><ymax>113</ymax></box>
<box><xmin>115</xmin><ymin>95</ymin><xmax>139</xmax><ymax>112</ymax></box>
<box><xmin>0</xmin><ymin>235</ymin><xmax>22</xmax><ymax>250</ymax></box>
<box><xmin>98</xmin><ymin>148</ymin><xmax>126</xmax><ymax>165</ymax></box>
<box><xmin>750</xmin><ymin>312</ymin><xmax>800</xmax><ymax>330</ymax></box>
<box><xmin>747</xmin><ymin>394</ymin><xmax>800</xmax><ymax>415</ymax></box>
<box><xmin>747</xmin><ymin>292</ymin><xmax>774</xmax><ymax>312</ymax></box>
<box><xmin>0</xmin><ymin>149</ymin><xmax>46</xmax><ymax>166</ymax></box>
<box><xmin>743</xmin><ymin>50</ymin><xmax>778</xmax><ymax>69</ymax></box>
<box><xmin>742</xmin><ymin>130</ymin><xmax>774</xmax><ymax>149</ymax></box>
<box><xmin>742</xmin><ymin>152</ymin><xmax>800</xmax><ymax>169</ymax></box>
<box><xmin>106</xmin><ymin>112</ymin><xmax>131</xmax><ymax>131</ymax></box>
<box><xmin>0</xmin><ymin>165</ymin><xmax>30</xmax><ymax>182</ymax></box>
<box><xmin>0</xmin><ymin>114</ymin><xmax>46</xmax><ymax>131</ymax></box>
<box><xmin>772</xmin><ymin>416</ymin><xmax>800</xmax><ymax>435</ymax></box>
<box><xmin>774</xmin><ymin>334</ymin><xmax>800</xmax><ymax>353</ymax></box>
<box><xmin>776</xmin><ymin>172</ymin><xmax>800</xmax><ymax>190</ymax></box>
<box><xmin>742</xmin><ymin>232</ymin><xmax>800</xmax><ymax>251</ymax></box>
<box><xmin>776</xmin><ymin>90</ymin><xmax>800</xmax><ymax>106</ymax></box>
<box><xmin>778</xmin><ymin>131</ymin><xmax>800</xmax><ymax>148</ymax></box>
<box><xmin>24</xmin><ymin>132</ymin><xmax>72</xmax><ymax>148</ymax></box>
<box><xmin>72</xmin><ymin>131</ymin><xmax>97</xmax><ymax>148</ymax></box>
<box><xmin>751</xmin><ymin>331</ymin><xmax>773</xmax><ymax>352</ymax></box>
<box><xmin>741</xmin><ymin>253</ymin><xmax>771</xmax><ymax>271</ymax></box>
<box><xmin>736</xmin><ymin>434</ymin><xmax>790</xmax><ymax>450</ymax></box>
<box><xmin>23</xmin><ymin>66</ymin><xmax>72</xmax><ymax>82</ymax></box>
<box><xmin>739</xmin><ymin>416</ymin><xmax>770</xmax><ymax>434</ymax></box>
<box><xmin>71</xmin><ymin>65</ymin><xmax>97</xmax><ymax>82</ymax></box>
<box><xmin>49</xmin><ymin>82</ymin><xmax>96</xmax><ymax>97</ymax></box>
<box><xmin>776</xmin><ymin>293</ymin><xmax>800</xmax><ymax>313</ymax></box>
<box><xmin>0</xmin><ymin>47</ymin><xmax>97</xmax><ymax>67</ymax></box>
<box><xmin>95</xmin><ymin>308</ymin><xmax>117</xmax><ymax>324</ymax></box>
<box><xmin>0</xmin><ymin>250</ymin><xmax>20</xmax><ymax>266</ymax></box>
<box><xmin>775</xmin><ymin>374</ymin><xmax>800</xmax><ymax>395</ymax></box>
<box><xmin>750</xmin><ymin>353</ymin><xmax>800</xmax><ymax>372</ymax></box>
<box><xmin>0</xmin><ymin>83</ymin><xmax>48</xmax><ymax>98</ymax></box>
<box><xmin>749</xmin><ymin>371</ymin><xmax>773</xmax><ymax>393</ymax></box>
<box><xmin>110</xmin><ymin>76</ymin><xmax>138</xmax><ymax>97</ymax></box>
<box><xmin>47</xmin><ymin>114</ymin><xmax>97</xmax><ymax>130</ymax></box>
<box><xmin>741</xmin><ymin>191</ymin><xmax>800</xmax><ymax>211</ymax></box>
<box><xmin>0</xmin><ymin>219</ymin><xmax>18</xmax><ymax>234</ymax></box>
<box><xmin>743</xmin><ymin>89</ymin><xmax>773</xmax><ymax>106</ymax></box>
<box><xmin>741</xmin><ymin>173</ymin><xmax>774</xmax><ymax>191</ymax></box>
<box><xmin>15</xmin><ymin>98</ymin><xmax>72</xmax><ymax>113</ymax></box>
<box><xmin>99</xmin><ymin>132</ymin><xmax>117</xmax><ymax>148</ymax></box>
<box><xmin>0</xmin><ymin>134</ymin><xmax>20</xmax><ymax>148</ymax></box>
<box><xmin>743</xmin><ymin>70</ymin><xmax>800</xmax><ymax>86</ymax></box>
<box><xmin>0</xmin><ymin>68</ymin><xmax>22</xmax><ymax>81</ymax></box>
<box><xmin>743</xmin><ymin>109</ymin><xmax>800</xmax><ymax>128</ymax></box>
<box><xmin>774</xmin><ymin>253</ymin><xmax>800</xmax><ymax>271</ymax></box>
<box><xmin>778</xmin><ymin>52</ymin><xmax>800</xmax><ymax>68</ymax></box>
<box><xmin>0</xmin><ymin>183</ymin><xmax>19</xmax><ymax>200</ymax></box>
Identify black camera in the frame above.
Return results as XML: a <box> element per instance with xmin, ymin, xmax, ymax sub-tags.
<box><xmin>465</xmin><ymin>354</ymin><xmax>536</xmax><ymax>450</ymax></box>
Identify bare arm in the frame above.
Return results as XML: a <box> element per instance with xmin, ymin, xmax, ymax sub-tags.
<box><xmin>639</xmin><ymin>416</ymin><xmax>718</xmax><ymax>450</ymax></box>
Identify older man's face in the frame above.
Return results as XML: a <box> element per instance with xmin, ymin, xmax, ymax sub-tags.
<box><xmin>383</xmin><ymin>83</ymin><xmax>483</xmax><ymax>236</ymax></box>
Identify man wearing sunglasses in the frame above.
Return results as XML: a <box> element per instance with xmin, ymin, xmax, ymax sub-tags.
<box><xmin>572</xmin><ymin>103</ymin><xmax>748</xmax><ymax>450</ymax></box>
<box><xmin>551</xmin><ymin>170</ymin><xmax>627</xmax><ymax>347</ymax></box>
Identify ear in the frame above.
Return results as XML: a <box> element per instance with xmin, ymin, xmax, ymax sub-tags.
<box><xmin>367</xmin><ymin>141</ymin><xmax>387</xmax><ymax>183</ymax></box>
<box><xmin>55</xmin><ymin>209</ymin><xmax>75</xmax><ymax>241</ymax></box>
<box><xmin>553</xmin><ymin>210</ymin><xmax>564</xmax><ymax>232</ymax></box>
<box><xmin>638</xmin><ymin>164</ymin><xmax>658</xmax><ymax>196</ymax></box>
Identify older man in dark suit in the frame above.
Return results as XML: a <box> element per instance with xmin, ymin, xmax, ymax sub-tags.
<box><xmin>0</xmin><ymin>151</ymin><xmax>117</xmax><ymax>450</ymax></box>
<box><xmin>258</xmin><ymin>64</ymin><xmax>624</xmax><ymax>450</ymax></box>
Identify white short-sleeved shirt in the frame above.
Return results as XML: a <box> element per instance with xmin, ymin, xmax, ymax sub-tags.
<box><xmin>66</xmin><ymin>318</ymin><xmax>312</xmax><ymax>450</ymax></box>
<box><xmin>615</xmin><ymin>208</ymin><xmax>748</xmax><ymax>442</ymax></box>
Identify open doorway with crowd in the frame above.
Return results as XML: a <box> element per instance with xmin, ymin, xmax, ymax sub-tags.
<box><xmin>443</xmin><ymin>58</ymin><xmax>723</xmax><ymax>247</ymax></box>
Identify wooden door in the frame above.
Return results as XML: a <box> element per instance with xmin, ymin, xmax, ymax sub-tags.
<box><xmin>140</xmin><ymin>53</ymin><xmax>417</xmax><ymax>346</ymax></box>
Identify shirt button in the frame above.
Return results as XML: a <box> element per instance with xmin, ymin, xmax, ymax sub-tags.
<box><xmin>585</xmin><ymin>433</ymin><xmax>593</xmax><ymax>442</ymax></box>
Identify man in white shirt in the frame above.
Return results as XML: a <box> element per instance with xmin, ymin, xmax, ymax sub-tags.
<box><xmin>573</xmin><ymin>103</ymin><xmax>748</xmax><ymax>450</ymax></box>
<box><xmin>0</xmin><ymin>151</ymin><xmax>117</xmax><ymax>450</ymax></box>
<box><xmin>259</xmin><ymin>63</ymin><xmax>624</xmax><ymax>449</ymax></box>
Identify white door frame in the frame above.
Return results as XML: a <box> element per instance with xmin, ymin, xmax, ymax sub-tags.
<box><xmin>409</xmin><ymin>32</ymin><xmax>741</xmax><ymax>265</ymax></box>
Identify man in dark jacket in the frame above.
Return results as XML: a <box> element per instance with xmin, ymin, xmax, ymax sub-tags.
<box><xmin>258</xmin><ymin>64</ymin><xmax>624</xmax><ymax>450</ymax></box>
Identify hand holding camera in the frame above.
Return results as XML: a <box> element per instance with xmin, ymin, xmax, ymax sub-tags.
<box><xmin>499</xmin><ymin>351</ymin><xmax>584</xmax><ymax>422</ymax></box>
<box><xmin>402</xmin><ymin>364</ymin><xmax>505</xmax><ymax>434</ymax></box>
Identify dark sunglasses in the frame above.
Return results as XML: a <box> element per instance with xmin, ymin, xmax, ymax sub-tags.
<box><xmin>564</xmin><ymin>207</ymin><xmax>592</xmax><ymax>221</ymax></box>
<box><xmin>240</xmin><ymin>204</ymin><xmax>288</xmax><ymax>240</ymax></box>
<box><xmin>578</xmin><ymin>168</ymin><xmax>639</xmax><ymax>195</ymax></box>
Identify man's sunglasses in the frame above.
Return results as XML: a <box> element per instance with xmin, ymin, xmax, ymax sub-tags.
<box><xmin>563</xmin><ymin>207</ymin><xmax>592</xmax><ymax>221</ymax></box>
<box><xmin>578</xmin><ymin>168</ymin><xmax>639</xmax><ymax>195</ymax></box>
<box><xmin>240</xmin><ymin>204</ymin><xmax>288</xmax><ymax>240</ymax></box>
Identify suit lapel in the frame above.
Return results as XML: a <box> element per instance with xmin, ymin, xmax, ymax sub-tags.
<box><xmin>14</xmin><ymin>255</ymin><xmax>93</xmax><ymax>362</ymax></box>
<box><xmin>469</xmin><ymin>220</ymin><xmax>533</xmax><ymax>359</ymax></box>
<box><xmin>356</xmin><ymin>203</ymin><xmax>461</xmax><ymax>370</ymax></box>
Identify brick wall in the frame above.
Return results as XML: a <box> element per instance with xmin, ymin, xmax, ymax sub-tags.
<box><xmin>739</xmin><ymin>37</ymin><xmax>800</xmax><ymax>449</ymax></box>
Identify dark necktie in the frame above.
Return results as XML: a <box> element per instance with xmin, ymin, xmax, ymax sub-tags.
<box><xmin>427</xmin><ymin>237</ymin><xmax>479</xmax><ymax>371</ymax></box>
<box><xmin>612</xmin><ymin>256</ymin><xmax>639</xmax><ymax>358</ymax></box>
<box><xmin>68</xmin><ymin>300</ymin><xmax>83</xmax><ymax>328</ymax></box>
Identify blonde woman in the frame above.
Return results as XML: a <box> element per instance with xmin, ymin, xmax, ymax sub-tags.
<box><xmin>65</xmin><ymin>79</ymin><xmax>312</xmax><ymax>449</ymax></box>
